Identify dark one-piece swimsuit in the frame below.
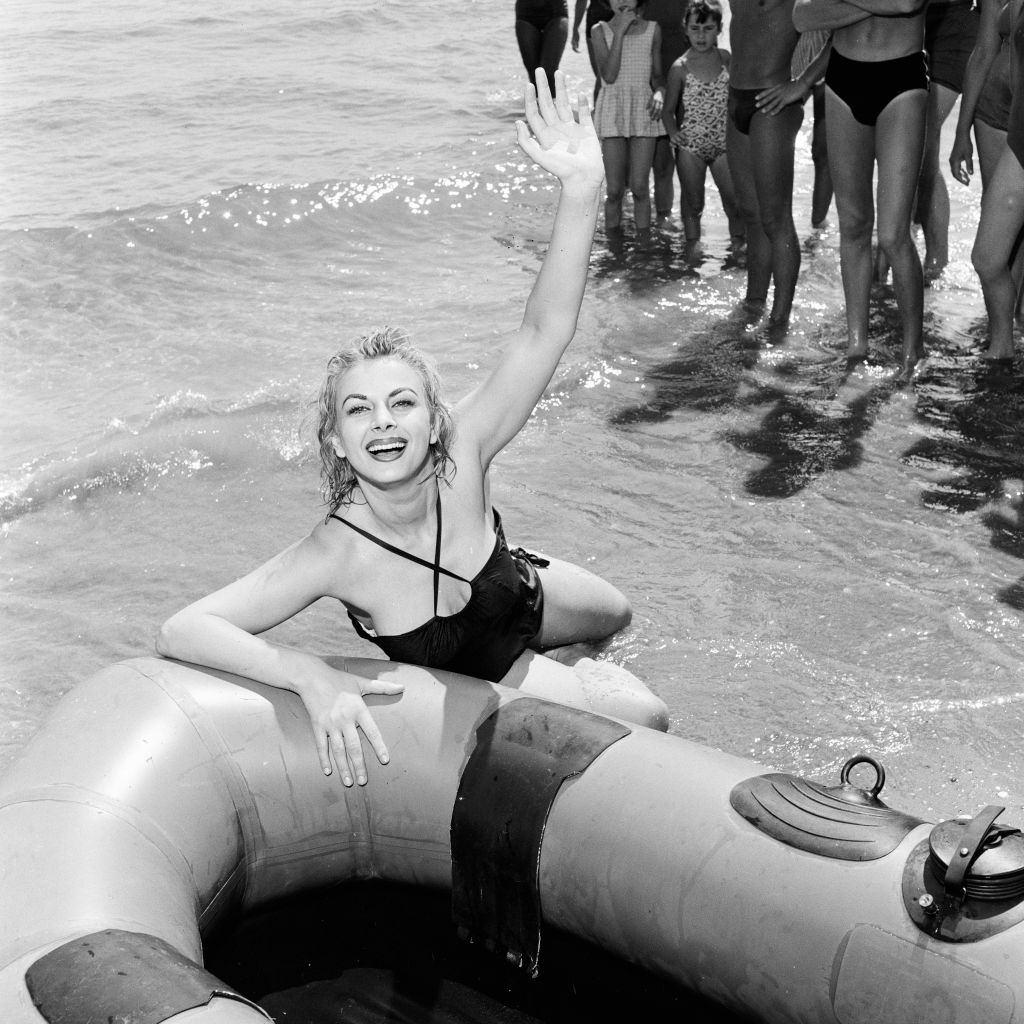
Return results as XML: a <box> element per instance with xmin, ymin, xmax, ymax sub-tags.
<box><xmin>331</xmin><ymin>494</ymin><xmax>547</xmax><ymax>683</ymax></box>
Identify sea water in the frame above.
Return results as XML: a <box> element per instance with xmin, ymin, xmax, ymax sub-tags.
<box><xmin>2</xmin><ymin>0</ymin><xmax>1022</xmax><ymax>836</ymax></box>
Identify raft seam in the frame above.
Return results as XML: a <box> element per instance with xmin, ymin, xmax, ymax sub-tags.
<box><xmin>130</xmin><ymin>659</ymin><xmax>264</xmax><ymax>905</ymax></box>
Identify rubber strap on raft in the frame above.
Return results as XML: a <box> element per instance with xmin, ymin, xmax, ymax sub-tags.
<box><xmin>25</xmin><ymin>929</ymin><xmax>272</xmax><ymax>1023</ymax></box>
<box><xmin>451</xmin><ymin>697</ymin><xmax>631</xmax><ymax>977</ymax></box>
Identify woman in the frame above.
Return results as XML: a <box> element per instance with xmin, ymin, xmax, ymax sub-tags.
<box><xmin>794</xmin><ymin>0</ymin><xmax>929</xmax><ymax>378</ymax></box>
<box><xmin>516</xmin><ymin>0</ymin><xmax>570</xmax><ymax>94</ymax></box>
<box><xmin>157</xmin><ymin>72</ymin><xmax>667</xmax><ymax>789</ymax></box>
<box><xmin>950</xmin><ymin>0</ymin><xmax>1024</xmax><ymax>352</ymax></box>
<box><xmin>961</xmin><ymin>0</ymin><xmax>1024</xmax><ymax>362</ymax></box>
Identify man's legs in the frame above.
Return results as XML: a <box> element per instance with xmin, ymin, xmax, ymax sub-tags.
<box><xmin>748</xmin><ymin>104</ymin><xmax>804</xmax><ymax>324</ymax></box>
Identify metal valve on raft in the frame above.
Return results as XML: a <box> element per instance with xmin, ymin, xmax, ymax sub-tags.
<box><xmin>902</xmin><ymin>802</ymin><xmax>1024</xmax><ymax>941</ymax></box>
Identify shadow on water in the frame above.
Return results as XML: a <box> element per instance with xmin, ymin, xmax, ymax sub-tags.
<box><xmin>608</xmin><ymin>283</ymin><xmax>1024</xmax><ymax>605</ymax></box>
<box><xmin>609</xmin><ymin>286</ymin><xmax>908</xmax><ymax>498</ymax></box>
<box><xmin>902</xmin><ymin>319</ymin><xmax>1024</xmax><ymax>609</ymax></box>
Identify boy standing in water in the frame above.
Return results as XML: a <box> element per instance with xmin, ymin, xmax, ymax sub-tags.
<box><xmin>726</xmin><ymin>0</ymin><xmax>827</xmax><ymax>325</ymax></box>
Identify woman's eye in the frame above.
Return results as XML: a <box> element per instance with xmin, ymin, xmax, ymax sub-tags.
<box><xmin>393</xmin><ymin>398</ymin><xmax>415</xmax><ymax>408</ymax></box>
<box><xmin>344</xmin><ymin>403</ymin><xmax>370</xmax><ymax>415</ymax></box>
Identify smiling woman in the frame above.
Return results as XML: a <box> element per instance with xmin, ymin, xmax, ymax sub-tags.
<box><xmin>155</xmin><ymin>70</ymin><xmax>668</xmax><ymax>791</ymax></box>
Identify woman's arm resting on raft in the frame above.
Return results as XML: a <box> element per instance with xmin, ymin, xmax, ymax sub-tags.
<box><xmin>155</xmin><ymin>529</ymin><xmax>402</xmax><ymax>787</ymax></box>
<box><xmin>455</xmin><ymin>69</ymin><xmax>604</xmax><ymax>470</ymax></box>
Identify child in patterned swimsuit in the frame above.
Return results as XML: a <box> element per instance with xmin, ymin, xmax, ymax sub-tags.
<box><xmin>661</xmin><ymin>0</ymin><xmax>743</xmax><ymax>246</ymax></box>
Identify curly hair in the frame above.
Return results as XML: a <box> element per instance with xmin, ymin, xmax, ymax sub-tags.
<box><xmin>686</xmin><ymin>0</ymin><xmax>723</xmax><ymax>27</ymax></box>
<box><xmin>315</xmin><ymin>327</ymin><xmax>456</xmax><ymax>514</ymax></box>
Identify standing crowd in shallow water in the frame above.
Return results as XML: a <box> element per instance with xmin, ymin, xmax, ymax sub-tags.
<box><xmin>519</xmin><ymin>0</ymin><xmax>1024</xmax><ymax>371</ymax></box>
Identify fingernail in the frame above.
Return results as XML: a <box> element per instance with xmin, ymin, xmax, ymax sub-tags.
<box><xmin>381</xmin><ymin>752</ymin><xmax>390</xmax><ymax>763</ymax></box>
<box><xmin>357</xmin><ymin>775</ymin><xmax>366</xmax><ymax>785</ymax></box>
<box><xmin>323</xmin><ymin>767</ymin><xmax>332</xmax><ymax>776</ymax></box>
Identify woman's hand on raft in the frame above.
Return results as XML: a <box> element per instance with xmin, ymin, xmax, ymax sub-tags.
<box><xmin>299</xmin><ymin>669</ymin><xmax>404</xmax><ymax>786</ymax></box>
<box><xmin>516</xmin><ymin>69</ymin><xmax>605</xmax><ymax>191</ymax></box>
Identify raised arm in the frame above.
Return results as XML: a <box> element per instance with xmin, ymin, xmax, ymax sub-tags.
<box><xmin>950</xmin><ymin>0</ymin><xmax>1006</xmax><ymax>184</ymax></box>
<box><xmin>156</xmin><ymin>529</ymin><xmax>403</xmax><ymax>786</ymax></box>
<box><xmin>794</xmin><ymin>0</ymin><xmax>921</xmax><ymax>30</ymax></box>
<box><xmin>455</xmin><ymin>69</ymin><xmax>603</xmax><ymax>468</ymax></box>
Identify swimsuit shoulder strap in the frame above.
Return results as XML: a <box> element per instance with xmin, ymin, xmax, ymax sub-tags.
<box><xmin>330</xmin><ymin>494</ymin><xmax>469</xmax><ymax>616</ymax></box>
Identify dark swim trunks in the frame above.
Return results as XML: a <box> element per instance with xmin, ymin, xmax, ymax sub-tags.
<box><xmin>825</xmin><ymin>49</ymin><xmax>929</xmax><ymax>127</ymax></box>
<box><xmin>728</xmin><ymin>86</ymin><xmax>760</xmax><ymax>135</ymax></box>
<box><xmin>925</xmin><ymin>0</ymin><xmax>980</xmax><ymax>93</ymax></box>
<box><xmin>332</xmin><ymin>495</ymin><xmax>547</xmax><ymax>683</ymax></box>
<box><xmin>516</xmin><ymin>0</ymin><xmax>569</xmax><ymax>31</ymax></box>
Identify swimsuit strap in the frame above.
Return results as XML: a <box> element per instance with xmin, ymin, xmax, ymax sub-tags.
<box><xmin>330</xmin><ymin>492</ymin><xmax>469</xmax><ymax>617</ymax></box>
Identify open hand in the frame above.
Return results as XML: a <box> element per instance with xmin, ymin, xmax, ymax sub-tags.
<box><xmin>516</xmin><ymin>69</ymin><xmax>604</xmax><ymax>190</ymax></box>
<box><xmin>301</xmin><ymin>668</ymin><xmax>403</xmax><ymax>786</ymax></box>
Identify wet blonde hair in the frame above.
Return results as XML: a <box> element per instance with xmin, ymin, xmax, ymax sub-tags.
<box><xmin>315</xmin><ymin>327</ymin><xmax>456</xmax><ymax>514</ymax></box>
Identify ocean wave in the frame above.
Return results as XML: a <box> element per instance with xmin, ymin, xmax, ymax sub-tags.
<box><xmin>0</xmin><ymin>158</ymin><xmax>554</xmax><ymax>257</ymax></box>
<box><xmin>0</xmin><ymin>388</ymin><xmax>310</xmax><ymax>525</ymax></box>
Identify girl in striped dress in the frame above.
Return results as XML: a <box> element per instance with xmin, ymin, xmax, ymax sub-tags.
<box><xmin>591</xmin><ymin>0</ymin><xmax>666</xmax><ymax>232</ymax></box>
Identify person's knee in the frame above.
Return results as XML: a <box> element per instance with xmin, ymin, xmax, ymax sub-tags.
<box><xmin>838</xmin><ymin>210</ymin><xmax>873</xmax><ymax>245</ymax></box>
<box><xmin>606</xmin><ymin>181</ymin><xmax>626</xmax><ymax>205</ymax></box>
<box><xmin>972</xmin><ymin>242</ymin><xmax>1003</xmax><ymax>283</ymax></box>
<box><xmin>759</xmin><ymin>207</ymin><xmax>793</xmax><ymax>241</ymax></box>
<box><xmin>630</xmin><ymin>180</ymin><xmax>651</xmax><ymax>204</ymax></box>
<box><xmin>602</xmin><ymin>588</ymin><xmax>632</xmax><ymax>634</ymax></box>
<box><xmin>876</xmin><ymin>223</ymin><xmax>912</xmax><ymax>260</ymax></box>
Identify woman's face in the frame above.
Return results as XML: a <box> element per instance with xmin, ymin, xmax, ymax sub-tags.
<box><xmin>686</xmin><ymin>15</ymin><xmax>720</xmax><ymax>51</ymax></box>
<box><xmin>332</xmin><ymin>357</ymin><xmax>436</xmax><ymax>489</ymax></box>
<box><xmin>613</xmin><ymin>0</ymin><xmax>639</xmax><ymax>15</ymax></box>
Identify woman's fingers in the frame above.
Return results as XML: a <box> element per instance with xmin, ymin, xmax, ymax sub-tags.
<box><xmin>340</xmin><ymin>722</ymin><xmax>366</xmax><ymax>785</ymax></box>
<box><xmin>577</xmin><ymin>92</ymin><xmax>594</xmax><ymax>131</ymax></box>
<box><xmin>552</xmin><ymin>70</ymin><xmax>574</xmax><ymax>123</ymax></box>
<box><xmin>315</xmin><ymin>729</ymin><xmax>333</xmax><ymax>776</ymax></box>
<box><xmin>534</xmin><ymin>68</ymin><xmax>558</xmax><ymax>123</ymax></box>
<box><xmin>362</xmin><ymin>679</ymin><xmax>404</xmax><ymax>696</ymax></box>
<box><xmin>357</xmin><ymin>711</ymin><xmax>391</xmax><ymax>768</ymax></box>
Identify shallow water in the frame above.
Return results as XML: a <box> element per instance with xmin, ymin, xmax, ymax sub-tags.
<box><xmin>2</xmin><ymin>0</ymin><xmax>1022</xmax><ymax>850</ymax></box>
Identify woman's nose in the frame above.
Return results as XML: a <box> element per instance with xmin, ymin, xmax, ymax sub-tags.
<box><xmin>372</xmin><ymin>403</ymin><xmax>396</xmax><ymax>429</ymax></box>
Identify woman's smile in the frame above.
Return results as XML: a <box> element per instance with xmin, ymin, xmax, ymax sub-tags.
<box><xmin>365</xmin><ymin>435</ymin><xmax>409</xmax><ymax>461</ymax></box>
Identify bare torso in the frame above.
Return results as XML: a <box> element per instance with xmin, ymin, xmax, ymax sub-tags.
<box><xmin>832</xmin><ymin>2</ymin><xmax>927</xmax><ymax>60</ymax></box>
<box><xmin>728</xmin><ymin>0</ymin><xmax>800</xmax><ymax>88</ymax></box>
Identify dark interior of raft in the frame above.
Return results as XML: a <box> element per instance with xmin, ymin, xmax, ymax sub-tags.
<box><xmin>205</xmin><ymin>880</ymin><xmax>749</xmax><ymax>1023</ymax></box>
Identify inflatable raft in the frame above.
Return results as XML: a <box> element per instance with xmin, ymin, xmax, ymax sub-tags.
<box><xmin>1</xmin><ymin>656</ymin><xmax>1022</xmax><ymax>1023</ymax></box>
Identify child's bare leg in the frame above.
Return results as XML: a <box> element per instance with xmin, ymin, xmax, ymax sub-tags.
<box><xmin>628</xmin><ymin>136</ymin><xmax>658</xmax><ymax>232</ymax></box>
<box><xmin>675</xmin><ymin>147</ymin><xmax>708</xmax><ymax>241</ymax></box>
<box><xmin>602</xmin><ymin>137</ymin><xmax>629</xmax><ymax>231</ymax></box>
